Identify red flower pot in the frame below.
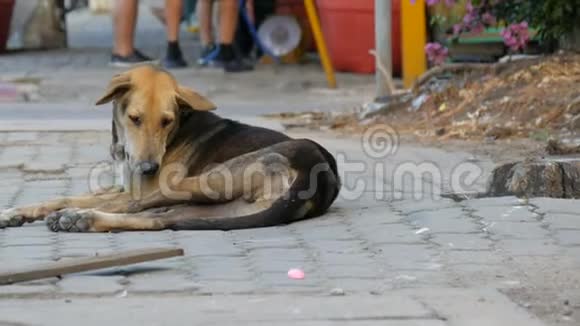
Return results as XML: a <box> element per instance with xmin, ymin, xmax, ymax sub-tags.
<box><xmin>316</xmin><ymin>0</ymin><xmax>402</xmax><ymax>75</ymax></box>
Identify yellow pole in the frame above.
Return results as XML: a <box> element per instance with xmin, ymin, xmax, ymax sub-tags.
<box><xmin>304</xmin><ymin>0</ymin><xmax>337</xmax><ymax>89</ymax></box>
<box><xmin>401</xmin><ymin>0</ymin><xmax>428</xmax><ymax>88</ymax></box>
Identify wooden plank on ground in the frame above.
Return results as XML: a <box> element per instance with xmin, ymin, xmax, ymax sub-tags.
<box><xmin>0</xmin><ymin>247</ymin><xmax>184</xmax><ymax>285</ymax></box>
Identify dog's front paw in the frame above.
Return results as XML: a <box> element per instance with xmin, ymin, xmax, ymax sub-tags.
<box><xmin>46</xmin><ymin>209</ymin><xmax>96</xmax><ymax>232</ymax></box>
<box><xmin>0</xmin><ymin>208</ymin><xmax>26</xmax><ymax>228</ymax></box>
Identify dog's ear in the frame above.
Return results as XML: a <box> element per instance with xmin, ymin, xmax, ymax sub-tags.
<box><xmin>95</xmin><ymin>74</ymin><xmax>132</xmax><ymax>105</ymax></box>
<box><xmin>176</xmin><ymin>86</ymin><xmax>216</xmax><ymax>111</ymax></box>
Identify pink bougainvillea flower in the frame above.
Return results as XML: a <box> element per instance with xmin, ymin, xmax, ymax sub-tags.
<box><xmin>481</xmin><ymin>12</ymin><xmax>497</xmax><ymax>26</ymax></box>
<box><xmin>412</xmin><ymin>0</ymin><xmax>454</xmax><ymax>6</ymax></box>
<box><xmin>501</xmin><ymin>21</ymin><xmax>530</xmax><ymax>51</ymax></box>
<box><xmin>425</xmin><ymin>42</ymin><xmax>449</xmax><ymax>65</ymax></box>
<box><xmin>452</xmin><ymin>23</ymin><xmax>463</xmax><ymax>37</ymax></box>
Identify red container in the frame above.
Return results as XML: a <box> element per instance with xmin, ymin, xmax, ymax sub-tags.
<box><xmin>0</xmin><ymin>0</ymin><xmax>14</xmax><ymax>53</ymax></box>
<box><xmin>316</xmin><ymin>0</ymin><xmax>402</xmax><ymax>75</ymax></box>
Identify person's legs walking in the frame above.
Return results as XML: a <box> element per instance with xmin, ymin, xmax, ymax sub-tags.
<box><xmin>197</xmin><ymin>0</ymin><xmax>218</xmax><ymax>64</ymax></box>
<box><xmin>111</xmin><ymin>0</ymin><xmax>153</xmax><ymax>67</ymax></box>
<box><xmin>198</xmin><ymin>0</ymin><xmax>214</xmax><ymax>46</ymax></box>
<box><xmin>162</xmin><ymin>0</ymin><xmax>188</xmax><ymax>68</ymax></box>
<box><xmin>198</xmin><ymin>0</ymin><xmax>253</xmax><ymax>72</ymax></box>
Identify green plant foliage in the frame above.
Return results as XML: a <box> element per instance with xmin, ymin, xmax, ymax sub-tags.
<box><xmin>483</xmin><ymin>0</ymin><xmax>580</xmax><ymax>43</ymax></box>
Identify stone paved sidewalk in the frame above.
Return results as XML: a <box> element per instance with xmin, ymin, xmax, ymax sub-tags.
<box><xmin>1</xmin><ymin>130</ymin><xmax>579</xmax><ymax>325</ymax></box>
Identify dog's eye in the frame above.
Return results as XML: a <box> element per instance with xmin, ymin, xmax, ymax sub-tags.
<box><xmin>129</xmin><ymin>115</ymin><xmax>141</xmax><ymax>126</ymax></box>
<box><xmin>161</xmin><ymin>118</ymin><xmax>173</xmax><ymax>128</ymax></box>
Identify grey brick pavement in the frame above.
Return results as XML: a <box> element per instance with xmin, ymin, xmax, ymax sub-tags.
<box><xmin>0</xmin><ymin>130</ymin><xmax>579</xmax><ymax>325</ymax></box>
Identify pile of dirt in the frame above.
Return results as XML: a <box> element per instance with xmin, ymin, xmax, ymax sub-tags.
<box><xmin>268</xmin><ymin>53</ymin><xmax>580</xmax><ymax>142</ymax></box>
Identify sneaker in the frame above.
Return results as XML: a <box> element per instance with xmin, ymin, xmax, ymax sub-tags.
<box><xmin>109</xmin><ymin>50</ymin><xmax>155</xmax><ymax>68</ymax></box>
<box><xmin>197</xmin><ymin>44</ymin><xmax>219</xmax><ymax>66</ymax></box>
<box><xmin>162</xmin><ymin>46</ymin><xmax>188</xmax><ymax>69</ymax></box>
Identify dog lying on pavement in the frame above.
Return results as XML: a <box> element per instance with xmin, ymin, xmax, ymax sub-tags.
<box><xmin>0</xmin><ymin>65</ymin><xmax>340</xmax><ymax>232</ymax></box>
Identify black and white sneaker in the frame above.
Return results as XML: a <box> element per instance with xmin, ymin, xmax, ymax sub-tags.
<box><xmin>109</xmin><ymin>50</ymin><xmax>156</xmax><ymax>68</ymax></box>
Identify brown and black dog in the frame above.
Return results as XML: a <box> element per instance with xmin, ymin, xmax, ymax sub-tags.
<box><xmin>0</xmin><ymin>65</ymin><xmax>340</xmax><ymax>232</ymax></box>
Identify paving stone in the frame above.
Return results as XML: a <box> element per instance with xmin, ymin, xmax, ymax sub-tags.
<box><xmin>555</xmin><ymin>230</ymin><xmax>580</xmax><ymax>246</ymax></box>
<box><xmin>232</xmin><ymin>226</ymin><xmax>295</xmax><ymax>242</ymax></box>
<box><xmin>385</xmin><ymin>270</ymin><xmax>452</xmax><ymax>288</ymax></box>
<box><xmin>343</xmin><ymin>206</ymin><xmax>404</xmax><ymax>226</ymax></box>
<box><xmin>543</xmin><ymin>213</ymin><xmax>580</xmax><ymax>230</ymax></box>
<box><xmin>0</xmin><ymin>146</ymin><xmax>38</xmax><ymax>168</ymax></box>
<box><xmin>475</xmin><ymin>205</ymin><xmax>539</xmax><ymax>222</ymax></box>
<box><xmin>391</xmin><ymin>198</ymin><xmax>457</xmax><ymax>215</ymax></box>
<box><xmin>531</xmin><ymin>198</ymin><xmax>580</xmax><ymax>215</ymax></box>
<box><xmin>249</xmin><ymin>248</ymin><xmax>311</xmax><ymax>263</ymax></box>
<box><xmin>24</xmin><ymin>146</ymin><xmax>72</xmax><ymax>171</ymax></box>
<box><xmin>127</xmin><ymin>273</ymin><xmax>198</xmax><ymax>293</ymax></box>
<box><xmin>307</xmin><ymin>239</ymin><xmax>367</xmax><ymax>255</ymax></box>
<box><xmin>373</xmin><ymin>244</ymin><xmax>440</xmax><ymax>271</ymax></box>
<box><xmin>497</xmin><ymin>239</ymin><xmax>562</xmax><ymax>256</ymax></box>
<box><xmin>358</xmin><ymin>223</ymin><xmax>426</xmax><ymax>244</ymax></box>
<box><xmin>486</xmin><ymin>221</ymin><xmax>549</xmax><ymax>240</ymax></box>
<box><xmin>315</xmin><ymin>252</ymin><xmax>378</xmax><ymax>267</ymax></box>
<box><xmin>193</xmin><ymin>257</ymin><xmax>253</xmax><ymax>281</ymax></box>
<box><xmin>57</xmin><ymin>275</ymin><xmax>124</xmax><ymax>295</ymax></box>
<box><xmin>407</xmin><ymin>207</ymin><xmax>466</xmax><ymax>220</ymax></box>
<box><xmin>242</xmin><ymin>238</ymin><xmax>301</xmax><ymax>250</ymax></box>
<box><xmin>465</xmin><ymin>196</ymin><xmax>528</xmax><ymax>209</ymax></box>
<box><xmin>176</xmin><ymin>232</ymin><xmax>242</xmax><ymax>257</ymax></box>
<box><xmin>0</xmin><ymin>283</ymin><xmax>56</xmax><ymax>296</ymax></box>
<box><xmin>405</xmin><ymin>214</ymin><xmax>481</xmax><ymax>234</ymax></box>
<box><xmin>431</xmin><ymin>234</ymin><xmax>492</xmax><ymax>251</ymax></box>
<box><xmin>323</xmin><ymin>265</ymin><xmax>384</xmax><ymax>279</ymax></box>
<box><xmin>196</xmin><ymin>280</ymin><xmax>257</xmax><ymax>294</ymax></box>
<box><xmin>295</xmin><ymin>223</ymin><xmax>356</xmax><ymax>241</ymax></box>
<box><xmin>324</xmin><ymin>278</ymin><xmax>390</xmax><ymax>294</ymax></box>
<box><xmin>444</xmin><ymin>250</ymin><xmax>505</xmax><ymax>265</ymax></box>
<box><xmin>5</xmin><ymin>132</ymin><xmax>39</xmax><ymax>143</ymax></box>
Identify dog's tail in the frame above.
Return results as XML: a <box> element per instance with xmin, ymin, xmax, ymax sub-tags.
<box><xmin>170</xmin><ymin>140</ymin><xmax>340</xmax><ymax>230</ymax></box>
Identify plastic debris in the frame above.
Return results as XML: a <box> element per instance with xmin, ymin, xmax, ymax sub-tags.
<box><xmin>415</xmin><ymin>227</ymin><xmax>430</xmax><ymax>235</ymax></box>
<box><xmin>330</xmin><ymin>288</ymin><xmax>345</xmax><ymax>296</ymax></box>
<box><xmin>410</xmin><ymin>94</ymin><xmax>428</xmax><ymax>111</ymax></box>
<box><xmin>287</xmin><ymin>268</ymin><xmax>305</xmax><ymax>280</ymax></box>
<box><xmin>115</xmin><ymin>289</ymin><xmax>128</xmax><ymax>298</ymax></box>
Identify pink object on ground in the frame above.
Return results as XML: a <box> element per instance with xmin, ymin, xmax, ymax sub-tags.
<box><xmin>287</xmin><ymin>268</ymin><xmax>305</xmax><ymax>280</ymax></box>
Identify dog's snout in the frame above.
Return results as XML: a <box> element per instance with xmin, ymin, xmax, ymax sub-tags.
<box><xmin>138</xmin><ymin>161</ymin><xmax>160</xmax><ymax>175</ymax></box>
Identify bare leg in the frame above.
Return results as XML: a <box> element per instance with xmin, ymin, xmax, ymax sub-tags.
<box><xmin>218</xmin><ymin>0</ymin><xmax>239</xmax><ymax>44</ymax></box>
<box><xmin>197</xmin><ymin>0</ymin><xmax>214</xmax><ymax>46</ymax></box>
<box><xmin>165</xmin><ymin>0</ymin><xmax>183</xmax><ymax>42</ymax></box>
<box><xmin>113</xmin><ymin>0</ymin><xmax>139</xmax><ymax>56</ymax></box>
